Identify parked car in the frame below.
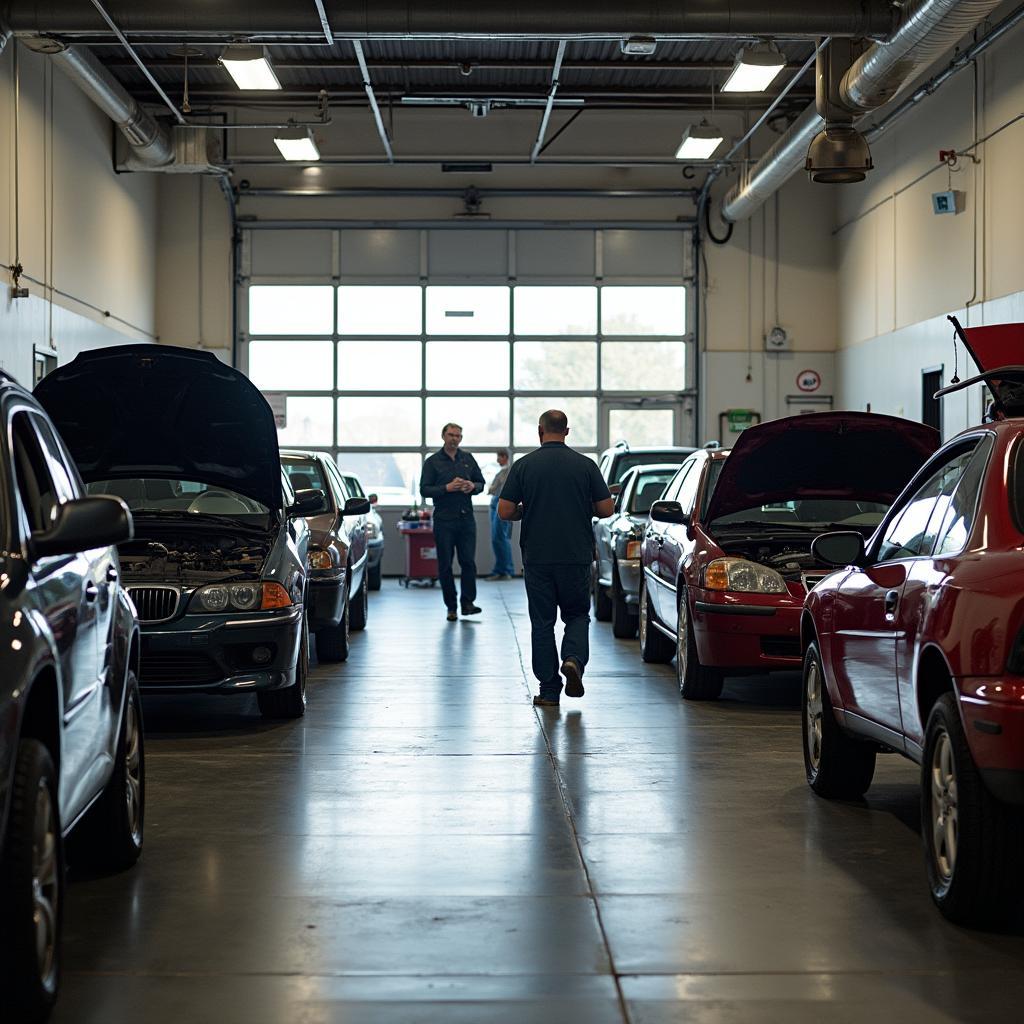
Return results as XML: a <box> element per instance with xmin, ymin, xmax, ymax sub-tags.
<box><xmin>338</xmin><ymin>470</ymin><xmax>384</xmax><ymax>590</ymax></box>
<box><xmin>34</xmin><ymin>345</ymin><xmax>320</xmax><ymax>720</ymax></box>
<box><xmin>593</xmin><ymin>463</ymin><xmax>680</xmax><ymax>638</ymax></box>
<box><xmin>801</xmin><ymin>332</ymin><xmax>1024</xmax><ymax>925</ymax></box>
<box><xmin>639</xmin><ymin>412</ymin><xmax>939</xmax><ymax>701</ymax></box>
<box><xmin>597</xmin><ymin>441</ymin><xmax>696</xmax><ymax>491</ymax></box>
<box><xmin>282</xmin><ymin>451</ymin><xmax>372</xmax><ymax>662</ymax></box>
<box><xmin>0</xmin><ymin>371</ymin><xmax>142</xmax><ymax>1021</ymax></box>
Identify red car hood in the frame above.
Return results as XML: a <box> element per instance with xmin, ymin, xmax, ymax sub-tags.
<box><xmin>704</xmin><ymin>412</ymin><xmax>940</xmax><ymax>524</ymax></box>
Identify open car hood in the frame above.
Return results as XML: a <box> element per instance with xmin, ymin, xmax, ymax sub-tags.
<box><xmin>34</xmin><ymin>345</ymin><xmax>282</xmax><ymax>510</ymax></box>
<box><xmin>704</xmin><ymin>411</ymin><xmax>940</xmax><ymax>525</ymax></box>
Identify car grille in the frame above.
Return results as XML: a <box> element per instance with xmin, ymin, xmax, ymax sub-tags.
<box><xmin>139</xmin><ymin>652</ymin><xmax>222</xmax><ymax>686</ymax></box>
<box><xmin>761</xmin><ymin>636</ymin><xmax>802</xmax><ymax>659</ymax></box>
<box><xmin>127</xmin><ymin>586</ymin><xmax>181</xmax><ymax>623</ymax></box>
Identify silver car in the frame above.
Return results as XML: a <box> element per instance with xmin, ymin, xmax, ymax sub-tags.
<box><xmin>592</xmin><ymin>464</ymin><xmax>680</xmax><ymax>638</ymax></box>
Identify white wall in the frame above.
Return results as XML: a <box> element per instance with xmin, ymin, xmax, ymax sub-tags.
<box><xmin>0</xmin><ymin>41</ymin><xmax>158</xmax><ymax>384</ymax></box>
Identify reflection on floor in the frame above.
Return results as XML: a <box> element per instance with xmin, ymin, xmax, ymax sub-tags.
<box><xmin>56</xmin><ymin>581</ymin><xmax>1024</xmax><ymax>1023</ymax></box>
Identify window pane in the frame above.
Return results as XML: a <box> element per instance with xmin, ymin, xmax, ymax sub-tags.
<box><xmin>249</xmin><ymin>286</ymin><xmax>334</xmax><ymax>335</ymax></box>
<box><xmin>426</xmin><ymin>341</ymin><xmax>510</xmax><ymax>391</ymax></box>
<box><xmin>338</xmin><ymin>341</ymin><xmax>421</xmax><ymax>391</ymax></box>
<box><xmin>337</xmin><ymin>286</ymin><xmax>422</xmax><ymax>336</ymax></box>
<box><xmin>514</xmin><ymin>341</ymin><xmax>596</xmax><ymax>390</ymax></box>
<box><xmin>338</xmin><ymin>397</ymin><xmax>422</xmax><ymax>446</ymax></box>
<box><xmin>249</xmin><ymin>341</ymin><xmax>334</xmax><ymax>391</ymax></box>
<box><xmin>426</xmin><ymin>397</ymin><xmax>510</xmax><ymax>446</ymax></box>
<box><xmin>275</xmin><ymin>397</ymin><xmax>333</xmax><ymax>446</ymax></box>
<box><xmin>513</xmin><ymin>397</ymin><xmax>597</xmax><ymax>446</ymax></box>
<box><xmin>608</xmin><ymin>408</ymin><xmax>675</xmax><ymax>447</ymax></box>
<box><xmin>336</xmin><ymin>452</ymin><xmax>422</xmax><ymax>506</ymax></box>
<box><xmin>513</xmin><ymin>286</ymin><xmax>597</xmax><ymax>335</ymax></box>
<box><xmin>602</xmin><ymin>341</ymin><xmax>685</xmax><ymax>390</ymax></box>
<box><xmin>426</xmin><ymin>286</ymin><xmax>510</xmax><ymax>335</ymax></box>
<box><xmin>601</xmin><ymin>286</ymin><xmax>686</xmax><ymax>335</ymax></box>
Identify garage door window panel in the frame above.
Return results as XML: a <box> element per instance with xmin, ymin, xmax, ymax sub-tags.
<box><xmin>338</xmin><ymin>397</ymin><xmax>422</xmax><ymax>447</ymax></box>
<box><xmin>426</xmin><ymin>286</ymin><xmax>510</xmax><ymax>336</ymax></box>
<box><xmin>336</xmin><ymin>452</ymin><xmax>421</xmax><ymax>505</ymax></box>
<box><xmin>249</xmin><ymin>341</ymin><xmax>334</xmax><ymax>391</ymax></box>
<box><xmin>337</xmin><ymin>286</ymin><xmax>423</xmax><ymax>336</ymax></box>
<box><xmin>426</xmin><ymin>341</ymin><xmax>510</xmax><ymax>392</ymax></box>
<box><xmin>513</xmin><ymin>286</ymin><xmax>597</xmax><ymax>336</ymax></box>
<box><xmin>339</xmin><ymin>341</ymin><xmax>422</xmax><ymax>391</ymax></box>
<box><xmin>249</xmin><ymin>286</ymin><xmax>335</xmax><ymax>336</ymax></box>
<box><xmin>276</xmin><ymin>397</ymin><xmax>334</xmax><ymax>447</ymax></box>
<box><xmin>601</xmin><ymin>286</ymin><xmax>686</xmax><ymax>336</ymax></box>
<box><xmin>602</xmin><ymin>342</ymin><xmax>685</xmax><ymax>391</ymax></box>
<box><xmin>514</xmin><ymin>341</ymin><xmax>597</xmax><ymax>391</ymax></box>
<box><xmin>513</xmin><ymin>397</ymin><xmax>596</xmax><ymax>447</ymax></box>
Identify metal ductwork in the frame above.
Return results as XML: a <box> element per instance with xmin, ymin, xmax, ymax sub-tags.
<box><xmin>721</xmin><ymin>0</ymin><xmax>1005</xmax><ymax>223</ymax></box>
<box><xmin>3</xmin><ymin>1</ymin><xmax>895</xmax><ymax>39</ymax></box>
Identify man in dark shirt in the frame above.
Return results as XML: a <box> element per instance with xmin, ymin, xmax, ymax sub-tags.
<box><xmin>499</xmin><ymin>409</ymin><xmax>613</xmax><ymax>705</ymax></box>
<box><xmin>420</xmin><ymin>422</ymin><xmax>486</xmax><ymax>621</ymax></box>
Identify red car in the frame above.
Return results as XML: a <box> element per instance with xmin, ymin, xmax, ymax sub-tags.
<box><xmin>802</xmin><ymin>320</ymin><xmax>1024</xmax><ymax>925</ymax></box>
<box><xmin>639</xmin><ymin>412</ymin><xmax>939</xmax><ymax>700</ymax></box>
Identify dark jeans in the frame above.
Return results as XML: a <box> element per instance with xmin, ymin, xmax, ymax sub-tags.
<box><xmin>434</xmin><ymin>513</ymin><xmax>477</xmax><ymax>610</ymax></box>
<box><xmin>489</xmin><ymin>497</ymin><xmax>515</xmax><ymax>575</ymax></box>
<box><xmin>524</xmin><ymin>563</ymin><xmax>591</xmax><ymax>698</ymax></box>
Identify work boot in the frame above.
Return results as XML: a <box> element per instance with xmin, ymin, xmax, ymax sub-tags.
<box><xmin>446</xmin><ymin>608</ymin><xmax>458</xmax><ymax>622</ymax></box>
<box><xmin>561</xmin><ymin>657</ymin><xmax>585</xmax><ymax>698</ymax></box>
<box><xmin>461</xmin><ymin>603</ymin><xmax>482</xmax><ymax>615</ymax></box>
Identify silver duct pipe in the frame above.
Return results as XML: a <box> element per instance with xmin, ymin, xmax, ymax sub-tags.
<box><xmin>721</xmin><ymin>0</ymin><xmax>1005</xmax><ymax>222</ymax></box>
<box><xmin>3</xmin><ymin>1</ymin><xmax>894</xmax><ymax>39</ymax></box>
<box><xmin>49</xmin><ymin>44</ymin><xmax>173</xmax><ymax>166</ymax></box>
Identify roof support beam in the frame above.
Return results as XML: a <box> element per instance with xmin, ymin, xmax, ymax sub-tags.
<box><xmin>311</xmin><ymin>0</ymin><xmax>333</xmax><ymax>45</ymax></box>
<box><xmin>530</xmin><ymin>40</ymin><xmax>566</xmax><ymax>164</ymax></box>
<box><xmin>352</xmin><ymin>39</ymin><xmax>394</xmax><ymax>163</ymax></box>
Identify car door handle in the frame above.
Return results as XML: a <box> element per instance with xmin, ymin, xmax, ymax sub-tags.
<box><xmin>884</xmin><ymin>589</ymin><xmax>900</xmax><ymax>617</ymax></box>
<box><xmin>106</xmin><ymin>566</ymin><xmax>118</xmax><ymax>583</ymax></box>
<box><xmin>85</xmin><ymin>582</ymin><xmax>99</xmax><ymax>603</ymax></box>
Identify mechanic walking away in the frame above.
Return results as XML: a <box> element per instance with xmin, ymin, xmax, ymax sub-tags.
<box><xmin>484</xmin><ymin>448</ymin><xmax>515</xmax><ymax>579</ymax></box>
<box><xmin>420</xmin><ymin>422</ymin><xmax>485</xmax><ymax>621</ymax></box>
<box><xmin>498</xmin><ymin>410</ymin><xmax>614</xmax><ymax>706</ymax></box>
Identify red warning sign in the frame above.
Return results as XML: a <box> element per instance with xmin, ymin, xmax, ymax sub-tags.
<box><xmin>796</xmin><ymin>369</ymin><xmax>822</xmax><ymax>393</ymax></box>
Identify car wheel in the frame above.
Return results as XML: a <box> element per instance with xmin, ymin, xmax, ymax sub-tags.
<box><xmin>259</xmin><ymin>614</ymin><xmax>309</xmax><ymax>718</ymax></box>
<box><xmin>592</xmin><ymin>563</ymin><xmax>612</xmax><ymax>622</ymax></box>
<box><xmin>610</xmin><ymin>563</ymin><xmax>637</xmax><ymax>639</ymax></box>
<box><xmin>921</xmin><ymin>692</ymin><xmax>1024</xmax><ymax>925</ymax></box>
<box><xmin>802</xmin><ymin>641</ymin><xmax>875</xmax><ymax>798</ymax></box>
<box><xmin>639</xmin><ymin>580</ymin><xmax>674</xmax><ymax>664</ymax></box>
<box><xmin>367</xmin><ymin>561</ymin><xmax>382</xmax><ymax>591</ymax></box>
<box><xmin>349</xmin><ymin>567</ymin><xmax>369</xmax><ymax>632</ymax></box>
<box><xmin>70</xmin><ymin>673</ymin><xmax>145</xmax><ymax>871</ymax></box>
<box><xmin>314</xmin><ymin>583</ymin><xmax>350</xmax><ymax>663</ymax></box>
<box><xmin>0</xmin><ymin>738</ymin><xmax>63</xmax><ymax>1022</ymax></box>
<box><xmin>676</xmin><ymin>592</ymin><xmax>722</xmax><ymax>700</ymax></box>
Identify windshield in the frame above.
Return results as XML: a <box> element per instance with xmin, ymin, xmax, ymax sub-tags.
<box><xmin>86</xmin><ymin>478</ymin><xmax>270</xmax><ymax>519</ymax></box>
<box><xmin>614</xmin><ymin>451</ymin><xmax>689</xmax><ymax>483</ymax></box>
<box><xmin>701</xmin><ymin>460</ymin><xmax>888</xmax><ymax>529</ymax></box>
<box><xmin>630</xmin><ymin>470</ymin><xmax>677</xmax><ymax>514</ymax></box>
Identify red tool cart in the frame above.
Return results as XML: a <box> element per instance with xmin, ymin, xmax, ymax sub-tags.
<box><xmin>397</xmin><ymin>517</ymin><xmax>438</xmax><ymax>587</ymax></box>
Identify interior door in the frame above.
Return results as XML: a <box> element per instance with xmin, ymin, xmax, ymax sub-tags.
<box><xmin>601</xmin><ymin>401</ymin><xmax>680</xmax><ymax>450</ymax></box>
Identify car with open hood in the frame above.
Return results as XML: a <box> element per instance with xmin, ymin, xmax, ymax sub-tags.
<box><xmin>801</xmin><ymin>319</ymin><xmax>1024</xmax><ymax>925</ymax></box>
<box><xmin>638</xmin><ymin>411</ymin><xmax>940</xmax><ymax>702</ymax></box>
<box><xmin>34</xmin><ymin>345</ymin><xmax>321</xmax><ymax>720</ymax></box>
<box><xmin>592</xmin><ymin>463</ymin><xmax>680</xmax><ymax>638</ymax></box>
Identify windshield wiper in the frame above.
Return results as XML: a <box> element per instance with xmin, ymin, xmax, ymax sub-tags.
<box><xmin>710</xmin><ymin>520</ymin><xmax>815</xmax><ymax>532</ymax></box>
<box><xmin>130</xmin><ymin>509</ymin><xmax>268</xmax><ymax>532</ymax></box>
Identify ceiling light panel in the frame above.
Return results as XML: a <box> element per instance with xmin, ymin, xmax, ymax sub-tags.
<box><xmin>721</xmin><ymin>42</ymin><xmax>786</xmax><ymax>93</ymax></box>
<box><xmin>220</xmin><ymin>44</ymin><xmax>281</xmax><ymax>90</ymax></box>
<box><xmin>675</xmin><ymin>121</ymin><xmax>724</xmax><ymax>160</ymax></box>
<box><xmin>274</xmin><ymin>128</ymin><xmax>320</xmax><ymax>161</ymax></box>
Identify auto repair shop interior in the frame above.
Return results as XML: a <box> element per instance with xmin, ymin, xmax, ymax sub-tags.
<box><xmin>3</xmin><ymin>2</ymin><xmax>1024</xmax><ymax>1022</ymax></box>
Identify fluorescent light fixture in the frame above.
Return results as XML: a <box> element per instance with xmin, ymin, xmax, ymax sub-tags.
<box><xmin>621</xmin><ymin>35</ymin><xmax>657</xmax><ymax>56</ymax></box>
<box><xmin>674</xmin><ymin>120</ymin><xmax>724</xmax><ymax>160</ymax></box>
<box><xmin>721</xmin><ymin>41</ymin><xmax>786</xmax><ymax>93</ymax></box>
<box><xmin>220</xmin><ymin>44</ymin><xmax>281</xmax><ymax>90</ymax></box>
<box><xmin>274</xmin><ymin>125</ymin><xmax>320</xmax><ymax>162</ymax></box>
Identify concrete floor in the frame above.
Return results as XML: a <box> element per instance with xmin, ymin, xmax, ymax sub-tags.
<box><xmin>56</xmin><ymin>580</ymin><xmax>1024</xmax><ymax>1023</ymax></box>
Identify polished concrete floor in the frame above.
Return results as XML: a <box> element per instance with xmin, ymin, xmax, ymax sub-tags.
<box><xmin>56</xmin><ymin>580</ymin><xmax>1024</xmax><ymax>1023</ymax></box>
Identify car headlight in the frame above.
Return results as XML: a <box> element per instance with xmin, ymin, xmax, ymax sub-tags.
<box><xmin>704</xmin><ymin>558</ymin><xmax>787</xmax><ymax>594</ymax></box>
<box><xmin>190</xmin><ymin>582</ymin><xmax>292</xmax><ymax>612</ymax></box>
<box><xmin>308</xmin><ymin>547</ymin><xmax>333</xmax><ymax>570</ymax></box>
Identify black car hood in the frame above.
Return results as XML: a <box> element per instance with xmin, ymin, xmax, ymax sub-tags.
<box><xmin>34</xmin><ymin>345</ymin><xmax>282</xmax><ymax>510</ymax></box>
<box><xmin>704</xmin><ymin>412</ymin><xmax>940</xmax><ymax>524</ymax></box>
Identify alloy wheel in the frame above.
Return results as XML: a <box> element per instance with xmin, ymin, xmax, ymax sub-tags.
<box><xmin>31</xmin><ymin>780</ymin><xmax>59</xmax><ymax>992</ymax></box>
<box><xmin>930</xmin><ymin>729</ymin><xmax>958</xmax><ymax>884</ymax></box>
<box><xmin>805</xmin><ymin>659</ymin><xmax>823</xmax><ymax>773</ymax></box>
<box><xmin>124</xmin><ymin>697</ymin><xmax>143</xmax><ymax>846</ymax></box>
<box><xmin>676</xmin><ymin>598</ymin><xmax>688</xmax><ymax>679</ymax></box>
<box><xmin>639</xmin><ymin>586</ymin><xmax>649</xmax><ymax>647</ymax></box>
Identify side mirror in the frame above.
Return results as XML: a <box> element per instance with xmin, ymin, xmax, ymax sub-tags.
<box><xmin>811</xmin><ymin>531</ymin><xmax>866</xmax><ymax>567</ymax></box>
<box><xmin>289</xmin><ymin>488</ymin><xmax>328</xmax><ymax>517</ymax></box>
<box><xmin>368</xmin><ymin>493</ymin><xmax>378</xmax><ymax>505</ymax></box>
<box><xmin>649</xmin><ymin>500</ymin><xmax>689</xmax><ymax>526</ymax></box>
<box><xmin>32</xmin><ymin>496</ymin><xmax>133</xmax><ymax>559</ymax></box>
<box><xmin>342</xmin><ymin>496</ymin><xmax>371</xmax><ymax>517</ymax></box>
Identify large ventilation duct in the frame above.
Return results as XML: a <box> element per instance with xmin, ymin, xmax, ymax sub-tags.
<box><xmin>721</xmin><ymin>0</ymin><xmax>1005</xmax><ymax>223</ymax></box>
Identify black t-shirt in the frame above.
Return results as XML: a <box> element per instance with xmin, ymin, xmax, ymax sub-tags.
<box><xmin>499</xmin><ymin>442</ymin><xmax>611</xmax><ymax>565</ymax></box>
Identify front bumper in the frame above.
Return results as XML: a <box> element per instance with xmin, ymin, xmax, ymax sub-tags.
<box><xmin>959</xmin><ymin>679</ymin><xmax>1024</xmax><ymax>804</ymax></box>
<box><xmin>691</xmin><ymin>590</ymin><xmax>803</xmax><ymax>671</ymax></box>
<box><xmin>615</xmin><ymin>558</ymin><xmax>642</xmax><ymax>607</ymax></box>
<box><xmin>139</xmin><ymin>605</ymin><xmax>304</xmax><ymax>694</ymax></box>
<box><xmin>307</xmin><ymin>570</ymin><xmax>348</xmax><ymax>631</ymax></box>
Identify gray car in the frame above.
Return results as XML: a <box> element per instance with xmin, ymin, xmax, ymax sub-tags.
<box><xmin>339</xmin><ymin>471</ymin><xmax>384</xmax><ymax>590</ymax></box>
<box><xmin>592</xmin><ymin>464</ymin><xmax>680</xmax><ymax>638</ymax></box>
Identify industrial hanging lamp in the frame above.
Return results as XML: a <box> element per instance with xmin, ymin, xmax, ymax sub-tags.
<box><xmin>721</xmin><ymin>41</ymin><xmax>787</xmax><ymax>93</ymax></box>
<box><xmin>220</xmin><ymin>44</ymin><xmax>281</xmax><ymax>90</ymax></box>
<box><xmin>676</xmin><ymin>69</ymin><xmax>723</xmax><ymax>160</ymax></box>
<box><xmin>274</xmin><ymin>124</ymin><xmax>320</xmax><ymax>161</ymax></box>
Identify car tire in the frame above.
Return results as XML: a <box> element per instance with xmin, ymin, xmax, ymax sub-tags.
<box><xmin>610</xmin><ymin>563</ymin><xmax>637</xmax><ymax>639</ymax></box>
<box><xmin>69</xmin><ymin>673</ymin><xmax>145</xmax><ymax>871</ymax></box>
<box><xmin>802</xmin><ymin>641</ymin><xmax>875</xmax><ymax>798</ymax></box>
<box><xmin>676</xmin><ymin>592</ymin><xmax>723</xmax><ymax>700</ymax></box>
<box><xmin>592</xmin><ymin>563</ymin><xmax>612</xmax><ymax>622</ymax></box>
<box><xmin>639</xmin><ymin>580</ymin><xmax>674</xmax><ymax>664</ymax></box>
<box><xmin>349</xmin><ymin>567</ymin><xmax>369</xmax><ymax>632</ymax></box>
<box><xmin>0</xmin><ymin>738</ymin><xmax>63</xmax><ymax>1022</ymax></box>
<box><xmin>921</xmin><ymin>692</ymin><xmax>1024</xmax><ymax>926</ymax></box>
<box><xmin>367</xmin><ymin>561</ymin><xmax>382</xmax><ymax>591</ymax></box>
<box><xmin>314</xmin><ymin>583</ymin><xmax>350</xmax><ymax>663</ymax></box>
<box><xmin>259</xmin><ymin>616</ymin><xmax>309</xmax><ymax>719</ymax></box>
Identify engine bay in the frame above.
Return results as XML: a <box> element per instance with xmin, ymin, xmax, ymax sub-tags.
<box><xmin>118</xmin><ymin>529</ymin><xmax>269</xmax><ymax>584</ymax></box>
<box><xmin>716</xmin><ymin>535</ymin><xmax>822</xmax><ymax>581</ymax></box>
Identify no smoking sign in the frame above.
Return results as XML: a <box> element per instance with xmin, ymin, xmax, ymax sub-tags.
<box><xmin>796</xmin><ymin>369</ymin><xmax>821</xmax><ymax>393</ymax></box>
